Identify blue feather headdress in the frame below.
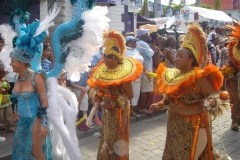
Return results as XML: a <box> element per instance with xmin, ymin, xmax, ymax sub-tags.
<box><xmin>2</xmin><ymin>0</ymin><xmax>60</xmax><ymax>64</ymax></box>
<box><xmin>10</xmin><ymin>21</ymin><xmax>47</xmax><ymax>63</ymax></box>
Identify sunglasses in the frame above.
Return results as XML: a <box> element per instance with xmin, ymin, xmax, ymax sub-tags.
<box><xmin>104</xmin><ymin>54</ymin><xmax>116</xmax><ymax>59</ymax></box>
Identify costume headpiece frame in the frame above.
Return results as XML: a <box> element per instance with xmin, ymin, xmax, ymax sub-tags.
<box><xmin>181</xmin><ymin>23</ymin><xmax>208</xmax><ymax>69</ymax></box>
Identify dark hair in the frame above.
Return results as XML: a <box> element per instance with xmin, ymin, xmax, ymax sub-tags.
<box><xmin>165</xmin><ymin>36</ymin><xmax>176</xmax><ymax>47</ymax></box>
<box><xmin>111</xmin><ymin>46</ymin><xmax>123</xmax><ymax>64</ymax></box>
<box><xmin>184</xmin><ymin>48</ymin><xmax>199</xmax><ymax>67</ymax></box>
<box><xmin>149</xmin><ymin>32</ymin><xmax>159</xmax><ymax>43</ymax></box>
<box><xmin>43</xmin><ymin>43</ymin><xmax>50</xmax><ymax>51</ymax></box>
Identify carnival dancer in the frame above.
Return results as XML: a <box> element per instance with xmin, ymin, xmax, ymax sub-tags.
<box><xmin>88</xmin><ymin>31</ymin><xmax>143</xmax><ymax>160</ymax></box>
<box><xmin>149</xmin><ymin>23</ymin><xmax>229</xmax><ymax>159</ymax></box>
<box><xmin>221</xmin><ymin>21</ymin><xmax>240</xmax><ymax>131</ymax></box>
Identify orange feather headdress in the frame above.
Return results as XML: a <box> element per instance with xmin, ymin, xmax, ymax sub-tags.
<box><xmin>103</xmin><ymin>30</ymin><xmax>126</xmax><ymax>59</ymax></box>
<box><xmin>181</xmin><ymin>23</ymin><xmax>208</xmax><ymax>69</ymax></box>
<box><xmin>226</xmin><ymin>21</ymin><xmax>240</xmax><ymax>40</ymax></box>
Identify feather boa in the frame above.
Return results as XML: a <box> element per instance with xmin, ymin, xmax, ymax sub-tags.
<box><xmin>47</xmin><ymin>77</ymin><xmax>81</xmax><ymax>160</ymax></box>
<box><xmin>0</xmin><ymin>24</ymin><xmax>16</xmax><ymax>78</ymax></box>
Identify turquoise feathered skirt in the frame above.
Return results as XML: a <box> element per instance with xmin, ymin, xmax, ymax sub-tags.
<box><xmin>12</xmin><ymin>116</ymin><xmax>53</xmax><ymax>160</ymax></box>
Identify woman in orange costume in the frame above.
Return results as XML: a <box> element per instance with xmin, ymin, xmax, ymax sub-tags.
<box><xmin>88</xmin><ymin>30</ymin><xmax>143</xmax><ymax>160</ymax></box>
<box><xmin>221</xmin><ymin>21</ymin><xmax>240</xmax><ymax>131</ymax></box>
<box><xmin>149</xmin><ymin>23</ymin><xmax>229</xmax><ymax>159</ymax></box>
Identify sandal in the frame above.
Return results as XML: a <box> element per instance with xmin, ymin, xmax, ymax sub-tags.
<box><xmin>130</xmin><ymin>111</ymin><xmax>140</xmax><ymax>118</ymax></box>
<box><xmin>93</xmin><ymin>119</ymin><xmax>102</xmax><ymax>125</ymax></box>
<box><xmin>231</xmin><ymin>124</ymin><xmax>239</xmax><ymax>131</ymax></box>
<box><xmin>138</xmin><ymin>108</ymin><xmax>150</xmax><ymax>114</ymax></box>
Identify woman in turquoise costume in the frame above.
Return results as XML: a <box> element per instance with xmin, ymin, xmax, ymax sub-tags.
<box><xmin>11</xmin><ymin>46</ymin><xmax>53</xmax><ymax>159</ymax></box>
<box><xmin>1</xmin><ymin>1</ymin><xmax>54</xmax><ymax>159</ymax></box>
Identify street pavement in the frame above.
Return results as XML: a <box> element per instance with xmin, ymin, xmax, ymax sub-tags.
<box><xmin>79</xmin><ymin>109</ymin><xmax>240</xmax><ymax>160</ymax></box>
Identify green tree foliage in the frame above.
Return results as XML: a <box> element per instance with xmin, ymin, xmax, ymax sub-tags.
<box><xmin>138</xmin><ymin>0</ymin><xmax>148</xmax><ymax>16</ymax></box>
<box><xmin>201</xmin><ymin>3</ymin><xmax>214</xmax><ymax>9</ymax></box>
<box><xmin>214</xmin><ymin>0</ymin><xmax>221</xmax><ymax>10</ymax></box>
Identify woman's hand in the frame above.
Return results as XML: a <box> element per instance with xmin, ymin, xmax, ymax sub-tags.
<box><xmin>13</xmin><ymin>113</ymin><xmax>19</xmax><ymax>121</ymax></box>
<box><xmin>101</xmin><ymin>101</ymin><xmax>113</xmax><ymax>110</ymax></box>
<box><xmin>80</xmin><ymin>87</ymin><xmax>87</xmax><ymax>93</ymax></box>
<box><xmin>149</xmin><ymin>103</ymin><xmax>158</xmax><ymax>114</ymax></box>
<box><xmin>149</xmin><ymin>101</ymin><xmax>164</xmax><ymax>114</ymax></box>
<box><xmin>39</xmin><ymin>126</ymin><xmax>48</xmax><ymax>139</ymax></box>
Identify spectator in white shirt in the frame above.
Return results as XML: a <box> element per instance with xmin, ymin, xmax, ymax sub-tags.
<box><xmin>135</xmin><ymin>29</ymin><xmax>154</xmax><ymax>114</ymax></box>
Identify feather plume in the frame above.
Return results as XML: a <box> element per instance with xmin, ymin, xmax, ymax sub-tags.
<box><xmin>0</xmin><ymin>24</ymin><xmax>16</xmax><ymax>77</ymax></box>
<box><xmin>103</xmin><ymin>30</ymin><xmax>126</xmax><ymax>56</ymax></box>
<box><xmin>1</xmin><ymin>0</ymin><xmax>36</xmax><ymax>15</ymax></box>
<box><xmin>65</xmin><ymin>6</ymin><xmax>110</xmax><ymax>81</ymax></box>
<box><xmin>226</xmin><ymin>21</ymin><xmax>240</xmax><ymax>40</ymax></box>
<box><xmin>34</xmin><ymin>3</ymin><xmax>61</xmax><ymax>37</ymax></box>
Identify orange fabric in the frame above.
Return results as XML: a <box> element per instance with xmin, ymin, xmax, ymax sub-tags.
<box><xmin>226</xmin><ymin>21</ymin><xmax>240</xmax><ymax>40</ymax></box>
<box><xmin>227</xmin><ymin>40</ymin><xmax>240</xmax><ymax>71</ymax></box>
<box><xmin>156</xmin><ymin>63</ymin><xmax>223</xmax><ymax>97</ymax></box>
<box><xmin>88</xmin><ymin>58</ymin><xmax>143</xmax><ymax>88</ymax></box>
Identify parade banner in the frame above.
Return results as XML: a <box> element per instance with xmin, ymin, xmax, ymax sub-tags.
<box><xmin>183</xmin><ymin>10</ymin><xmax>189</xmax><ymax>20</ymax></box>
<box><xmin>156</xmin><ymin>4</ymin><xmax>164</xmax><ymax>15</ymax></box>
<box><xmin>175</xmin><ymin>10</ymin><xmax>180</xmax><ymax>19</ymax></box>
<box><xmin>98</xmin><ymin>0</ymin><xmax>118</xmax><ymax>4</ymax></box>
<box><xmin>121</xmin><ymin>0</ymin><xmax>142</xmax><ymax>9</ymax></box>
<box><xmin>148</xmin><ymin>1</ymin><xmax>154</xmax><ymax>12</ymax></box>
<box><xmin>166</xmin><ymin>7</ymin><xmax>172</xmax><ymax>17</ymax></box>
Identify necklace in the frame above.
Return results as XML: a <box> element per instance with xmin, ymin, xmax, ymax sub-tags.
<box><xmin>18</xmin><ymin>70</ymin><xmax>30</xmax><ymax>82</ymax></box>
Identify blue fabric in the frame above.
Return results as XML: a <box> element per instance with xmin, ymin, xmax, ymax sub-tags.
<box><xmin>125</xmin><ymin>47</ymin><xmax>144</xmax><ymax>63</ymax></box>
<box><xmin>136</xmin><ymin>40</ymin><xmax>154</xmax><ymax>77</ymax></box>
<box><xmin>12</xmin><ymin>116</ymin><xmax>53</xmax><ymax>160</ymax></box>
<box><xmin>12</xmin><ymin>69</ymin><xmax>53</xmax><ymax>159</ymax></box>
<box><xmin>12</xmin><ymin>91</ymin><xmax>40</xmax><ymax>118</ymax></box>
<box><xmin>91</xmin><ymin>51</ymin><xmax>102</xmax><ymax>67</ymax></box>
<box><xmin>70</xmin><ymin>71</ymin><xmax>88</xmax><ymax>87</ymax></box>
<box><xmin>41</xmin><ymin>59</ymin><xmax>52</xmax><ymax>72</ymax></box>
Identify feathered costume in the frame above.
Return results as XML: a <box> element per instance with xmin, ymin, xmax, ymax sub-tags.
<box><xmin>0</xmin><ymin>0</ymin><xmax>109</xmax><ymax>159</ymax></box>
<box><xmin>88</xmin><ymin>31</ymin><xmax>143</xmax><ymax>160</ymax></box>
<box><xmin>154</xmin><ymin>23</ymin><xmax>229</xmax><ymax>160</ymax></box>
<box><xmin>221</xmin><ymin>21</ymin><xmax>240</xmax><ymax>130</ymax></box>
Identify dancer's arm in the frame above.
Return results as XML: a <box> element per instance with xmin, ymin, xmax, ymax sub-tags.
<box><xmin>34</xmin><ymin>74</ymin><xmax>48</xmax><ymax>139</ymax></box>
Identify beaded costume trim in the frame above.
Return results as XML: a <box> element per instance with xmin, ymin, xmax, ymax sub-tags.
<box><xmin>156</xmin><ymin>63</ymin><xmax>223</xmax><ymax>97</ymax></box>
<box><xmin>162</xmin><ymin>68</ymin><xmax>195</xmax><ymax>86</ymax></box>
<box><xmin>88</xmin><ymin>57</ymin><xmax>143</xmax><ymax>87</ymax></box>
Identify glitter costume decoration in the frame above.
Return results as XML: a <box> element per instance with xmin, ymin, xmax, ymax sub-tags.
<box><xmin>88</xmin><ymin>30</ymin><xmax>143</xmax><ymax>160</ymax></box>
<box><xmin>1</xmin><ymin>0</ymin><xmax>110</xmax><ymax>159</ymax></box>
<box><xmin>153</xmin><ymin>23</ymin><xmax>229</xmax><ymax>159</ymax></box>
<box><xmin>221</xmin><ymin>21</ymin><xmax>240</xmax><ymax>130</ymax></box>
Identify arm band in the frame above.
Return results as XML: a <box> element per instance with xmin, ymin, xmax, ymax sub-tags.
<box><xmin>14</xmin><ymin>104</ymin><xmax>18</xmax><ymax>113</ymax></box>
<box><xmin>37</xmin><ymin>107</ymin><xmax>48</xmax><ymax>127</ymax></box>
